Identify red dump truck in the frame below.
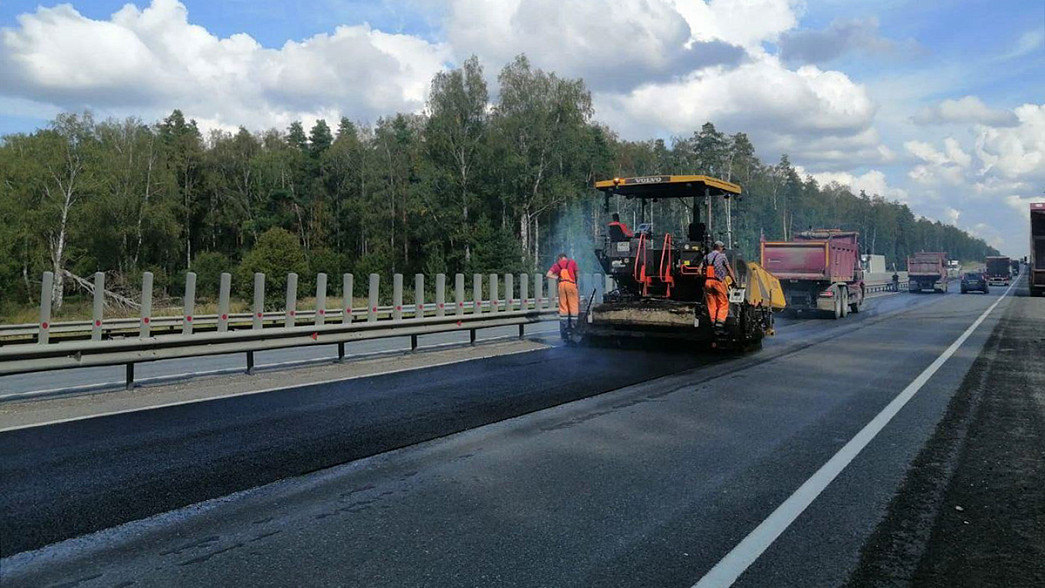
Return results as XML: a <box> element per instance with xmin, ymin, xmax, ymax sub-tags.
<box><xmin>761</xmin><ymin>229</ymin><xmax>865</xmax><ymax>319</ymax></box>
<box><xmin>907</xmin><ymin>251</ymin><xmax>950</xmax><ymax>293</ymax></box>
<box><xmin>984</xmin><ymin>256</ymin><xmax>1012</xmax><ymax>286</ymax></box>
<box><xmin>1032</xmin><ymin>203</ymin><xmax>1045</xmax><ymax>297</ymax></box>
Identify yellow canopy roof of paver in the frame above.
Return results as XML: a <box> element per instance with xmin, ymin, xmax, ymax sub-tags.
<box><xmin>594</xmin><ymin>175</ymin><xmax>741</xmax><ymax>198</ymax></box>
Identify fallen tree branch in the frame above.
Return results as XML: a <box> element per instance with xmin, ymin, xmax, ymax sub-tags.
<box><xmin>62</xmin><ymin>270</ymin><xmax>140</xmax><ymax>310</ymax></box>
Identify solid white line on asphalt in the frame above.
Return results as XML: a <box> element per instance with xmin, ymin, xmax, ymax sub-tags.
<box><xmin>0</xmin><ymin>343</ymin><xmax>551</xmax><ymax>434</ymax></box>
<box><xmin>693</xmin><ymin>280</ymin><xmax>1015</xmax><ymax>588</ymax></box>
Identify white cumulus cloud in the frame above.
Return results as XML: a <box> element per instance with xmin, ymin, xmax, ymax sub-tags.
<box><xmin>800</xmin><ymin>168</ymin><xmax>908</xmax><ymax>201</ymax></box>
<box><xmin>0</xmin><ymin>0</ymin><xmax>451</xmax><ymax>130</ymax></box>
<box><xmin>975</xmin><ymin>103</ymin><xmax>1045</xmax><ymax>180</ymax></box>
<box><xmin>444</xmin><ymin>0</ymin><xmax>746</xmax><ymax>92</ymax></box>
<box><xmin>597</xmin><ymin>54</ymin><xmax>878</xmax><ymax>167</ymax></box>
<box><xmin>912</xmin><ymin>96</ymin><xmax>1018</xmax><ymax>127</ymax></box>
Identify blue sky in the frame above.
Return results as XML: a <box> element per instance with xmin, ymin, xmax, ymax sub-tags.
<box><xmin>0</xmin><ymin>0</ymin><xmax>1042</xmax><ymax>255</ymax></box>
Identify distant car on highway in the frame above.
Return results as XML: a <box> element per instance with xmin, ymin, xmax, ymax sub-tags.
<box><xmin>960</xmin><ymin>272</ymin><xmax>989</xmax><ymax>294</ymax></box>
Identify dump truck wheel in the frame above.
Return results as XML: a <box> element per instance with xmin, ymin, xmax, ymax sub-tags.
<box><xmin>832</xmin><ymin>291</ymin><xmax>842</xmax><ymax>319</ymax></box>
<box><xmin>850</xmin><ymin>289</ymin><xmax>862</xmax><ymax>313</ymax></box>
<box><xmin>840</xmin><ymin>289</ymin><xmax>849</xmax><ymax>318</ymax></box>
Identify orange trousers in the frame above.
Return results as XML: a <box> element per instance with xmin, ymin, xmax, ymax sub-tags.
<box><xmin>705</xmin><ymin>279</ymin><xmax>728</xmax><ymax>325</ymax></box>
<box><xmin>558</xmin><ymin>281</ymin><xmax>579</xmax><ymax>319</ymax></box>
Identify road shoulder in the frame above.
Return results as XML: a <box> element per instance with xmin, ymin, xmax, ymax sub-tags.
<box><xmin>846</xmin><ymin>292</ymin><xmax>1045</xmax><ymax>587</ymax></box>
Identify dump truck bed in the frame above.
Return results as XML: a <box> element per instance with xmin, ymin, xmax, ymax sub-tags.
<box><xmin>761</xmin><ymin>240</ymin><xmax>858</xmax><ymax>283</ymax></box>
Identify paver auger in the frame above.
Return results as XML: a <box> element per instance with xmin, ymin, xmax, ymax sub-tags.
<box><xmin>572</xmin><ymin>175</ymin><xmax>785</xmax><ymax>350</ymax></box>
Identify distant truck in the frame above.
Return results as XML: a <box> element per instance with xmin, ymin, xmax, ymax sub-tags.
<box><xmin>1032</xmin><ymin>203</ymin><xmax>1045</xmax><ymax>297</ymax></box>
<box><xmin>984</xmin><ymin>256</ymin><xmax>1012</xmax><ymax>286</ymax></box>
<box><xmin>761</xmin><ymin>229</ymin><xmax>865</xmax><ymax>319</ymax></box>
<box><xmin>907</xmin><ymin>251</ymin><xmax>950</xmax><ymax>293</ymax></box>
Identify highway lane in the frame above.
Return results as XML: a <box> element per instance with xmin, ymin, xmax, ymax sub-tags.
<box><xmin>1</xmin><ymin>283</ymin><xmax>1002</xmax><ymax>586</ymax></box>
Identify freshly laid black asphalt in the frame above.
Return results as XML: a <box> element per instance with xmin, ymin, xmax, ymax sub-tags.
<box><xmin>0</xmin><ymin>283</ymin><xmax>1021</xmax><ymax>587</ymax></box>
<box><xmin>1</xmin><ymin>344</ymin><xmax>718</xmax><ymax>556</ymax></box>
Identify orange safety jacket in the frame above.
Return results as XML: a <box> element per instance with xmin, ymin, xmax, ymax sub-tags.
<box><xmin>608</xmin><ymin>221</ymin><xmax>634</xmax><ymax>237</ymax></box>
<box><xmin>550</xmin><ymin>259</ymin><xmax>578</xmax><ymax>284</ymax></box>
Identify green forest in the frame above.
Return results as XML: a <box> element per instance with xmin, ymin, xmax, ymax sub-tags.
<box><xmin>0</xmin><ymin>55</ymin><xmax>997</xmax><ymax>316</ymax></box>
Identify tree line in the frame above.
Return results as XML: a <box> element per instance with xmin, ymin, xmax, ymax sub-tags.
<box><xmin>0</xmin><ymin>54</ymin><xmax>997</xmax><ymax>313</ymax></box>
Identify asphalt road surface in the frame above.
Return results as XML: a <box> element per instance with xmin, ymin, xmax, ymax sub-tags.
<box><xmin>2</xmin><ymin>281</ymin><xmax>1029</xmax><ymax>587</ymax></box>
<box><xmin>848</xmin><ymin>280</ymin><xmax>1045</xmax><ymax>587</ymax></box>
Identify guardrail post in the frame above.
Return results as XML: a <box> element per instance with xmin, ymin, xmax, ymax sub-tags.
<box><xmin>342</xmin><ymin>273</ymin><xmax>353</xmax><ymax>324</ymax></box>
<box><xmin>126</xmin><ymin>363</ymin><xmax>134</xmax><ymax>390</ymax></box>
<box><xmin>436</xmin><ymin>274</ymin><xmax>446</xmax><ymax>318</ymax></box>
<box><xmin>139</xmin><ymin>271</ymin><xmax>153</xmax><ymax>339</ymax></box>
<box><xmin>414</xmin><ymin>274</ymin><xmax>424</xmax><ymax>320</ymax></box>
<box><xmin>505</xmin><ymin>273</ymin><xmax>514</xmax><ymax>312</ymax></box>
<box><xmin>183</xmin><ymin>272</ymin><xmax>196</xmax><ymax>335</ymax></box>
<box><xmin>246</xmin><ymin>351</ymin><xmax>255</xmax><ymax>375</ymax></box>
<box><xmin>217</xmin><ymin>272</ymin><xmax>231</xmax><ymax>333</ymax></box>
<box><xmin>252</xmin><ymin>273</ymin><xmax>265</xmax><ymax>330</ymax></box>
<box><xmin>455</xmin><ymin>273</ymin><xmax>465</xmax><ymax>316</ymax></box>
<box><xmin>92</xmin><ymin>272</ymin><xmax>104</xmax><ymax>341</ymax></box>
<box><xmin>533</xmin><ymin>273</ymin><xmax>543</xmax><ymax>310</ymax></box>
<box><xmin>368</xmin><ymin>274</ymin><xmax>379</xmax><ymax>322</ymax></box>
<box><xmin>285</xmin><ymin>273</ymin><xmax>298</xmax><ymax>328</ymax></box>
<box><xmin>595</xmin><ymin>272</ymin><xmax>605</xmax><ymax>303</ymax></box>
<box><xmin>315</xmin><ymin>273</ymin><xmax>327</xmax><ymax>327</ymax></box>
<box><xmin>547</xmin><ymin>276</ymin><xmax>557</xmax><ymax>311</ymax></box>
<box><xmin>393</xmin><ymin>274</ymin><xmax>404</xmax><ymax>322</ymax></box>
<box><xmin>473</xmin><ymin>274</ymin><xmax>483</xmax><ymax>314</ymax></box>
<box><xmin>520</xmin><ymin>273</ymin><xmax>529</xmax><ymax>311</ymax></box>
<box><xmin>489</xmin><ymin>273</ymin><xmax>499</xmax><ymax>313</ymax></box>
<box><xmin>38</xmin><ymin>271</ymin><xmax>53</xmax><ymax>345</ymax></box>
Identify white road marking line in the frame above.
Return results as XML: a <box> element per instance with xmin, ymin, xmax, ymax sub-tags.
<box><xmin>693</xmin><ymin>279</ymin><xmax>1015</xmax><ymax>588</ymax></box>
<box><xmin>0</xmin><ymin>345</ymin><xmax>549</xmax><ymax>433</ymax></box>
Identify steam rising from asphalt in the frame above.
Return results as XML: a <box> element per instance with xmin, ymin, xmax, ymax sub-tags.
<box><xmin>544</xmin><ymin>198</ymin><xmax>603</xmax><ymax>276</ymax></box>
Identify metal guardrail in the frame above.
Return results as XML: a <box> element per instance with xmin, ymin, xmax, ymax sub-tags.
<box><xmin>865</xmin><ymin>280</ymin><xmax>909</xmax><ymax>294</ymax></box>
<box><xmin>0</xmin><ymin>301</ymin><xmax>532</xmax><ymax>340</ymax></box>
<box><xmin>0</xmin><ymin>307</ymin><xmax>559</xmax><ymax>388</ymax></box>
<box><xmin>0</xmin><ymin>269</ymin><xmax>618</xmax><ymax>390</ymax></box>
<box><xmin>3</xmin><ymin>271</ymin><xmax>615</xmax><ymax>346</ymax></box>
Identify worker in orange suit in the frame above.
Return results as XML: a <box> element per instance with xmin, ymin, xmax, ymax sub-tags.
<box><xmin>547</xmin><ymin>253</ymin><xmax>580</xmax><ymax>341</ymax></box>
<box><xmin>698</xmin><ymin>241</ymin><xmax>737</xmax><ymax>332</ymax></box>
<box><xmin>608</xmin><ymin>213</ymin><xmax>634</xmax><ymax>239</ymax></box>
